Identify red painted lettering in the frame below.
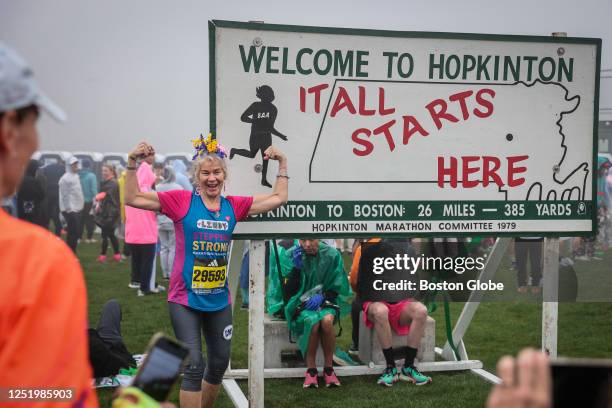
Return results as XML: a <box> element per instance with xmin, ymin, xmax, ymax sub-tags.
<box><xmin>402</xmin><ymin>115</ymin><xmax>429</xmax><ymax>145</ymax></box>
<box><xmin>474</xmin><ymin>88</ymin><xmax>495</xmax><ymax>118</ymax></box>
<box><xmin>352</xmin><ymin>128</ymin><xmax>373</xmax><ymax>156</ymax></box>
<box><xmin>309</xmin><ymin>83</ymin><xmax>329</xmax><ymax>113</ymax></box>
<box><xmin>330</xmin><ymin>87</ymin><xmax>356</xmax><ymax>117</ymax></box>
<box><xmin>426</xmin><ymin>99</ymin><xmax>459</xmax><ymax>130</ymax></box>
<box><xmin>507</xmin><ymin>155</ymin><xmax>529</xmax><ymax>187</ymax></box>
<box><xmin>300</xmin><ymin>86</ymin><xmax>306</xmax><ymax>112</ymax></box>
<box><xmin>482</xmin><ymin>156</ymin><xmax>503</xmax><ymax>187</ymax></box>
<box><xmin>378</xmin><ymin>88</ymin><xmax>395</xmax><ymax>116</ymax></box>
<box><xmin>358</xmin><ymin>86</ymin><xmax>376</xmax><ymax>116</ymax></box>
<box><xmin>437</xmin><ymin>156</ymin><xmax>458</xmax><ymax>188</ymax></box>
<box><xmin>449</xmin><ymin>90</ymin><xmax>474</xmax><ymax>120</ymax></box>
<box><xmin>438</xmin><ymin>155</ymin><xmax>528</xmax><ymax>189</ymax></box>
<box><xmin>300</xmin><ymin>84</ymin><xmax>329</xmax><ymax>113</ymax></box>
<box><xmin>461</xmin><ymin>156</ymin><xmax>480</xmax><ymax>188</ymax></box>
<box><xmin>373</xmin><ymin>120</ymin><xmax>397</xmax><ymax>152</ymax></box>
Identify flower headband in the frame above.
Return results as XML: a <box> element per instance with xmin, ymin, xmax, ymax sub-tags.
<box><xmin>191</xmin><ymin>133</ymin><xmax>227</xmax><ymax>160</ymax></box>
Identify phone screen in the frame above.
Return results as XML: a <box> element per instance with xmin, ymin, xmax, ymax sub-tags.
<box><xmin>552</xmin><ymin>359</ymin><xmax>612</xmax><ymax>407</ymax></box>
<box><xmin>132</xmin><ymin>337</ymin><xmax>189</xmax><ymax>401</ymax></box>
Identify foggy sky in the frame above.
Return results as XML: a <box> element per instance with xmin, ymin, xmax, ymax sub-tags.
<box><xmin>1</xmin><ymin>0</ymin><xmax>610</xmax><ymax>154</ymax></box>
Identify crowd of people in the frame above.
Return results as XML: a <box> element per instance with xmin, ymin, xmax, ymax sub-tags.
<box><xmin>8</xmin><ymin>141</ymin><xmax>199</xmax><ymax>297</ymax></box>
<box><xmin>9</xmin><ymin>151</ymin><xmax>612</xmax><ymax>285</ymax></box>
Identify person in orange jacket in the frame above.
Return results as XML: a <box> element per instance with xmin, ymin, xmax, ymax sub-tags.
<box><xmin>0</xmin><ymin>42</ymin><xmax>98</xmax><ymax>407</ymax></box>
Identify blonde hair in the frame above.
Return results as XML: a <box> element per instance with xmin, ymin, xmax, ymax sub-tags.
<box><xmin>192</xmin><ymin>153</ymin><xmax>228</xmax><ymax>183</ymax></box>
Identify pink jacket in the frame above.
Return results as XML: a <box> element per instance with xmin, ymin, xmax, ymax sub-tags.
<box><xmin>125</xmin><ymin>162</ymin><xmax>158</xmax><ymax>244</ymax></box>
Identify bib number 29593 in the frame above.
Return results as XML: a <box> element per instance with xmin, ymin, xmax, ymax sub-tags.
<box><xmin>192</xmin><ymin>266</ymin><xmax>227</xmax><ymax>290</ymax></box>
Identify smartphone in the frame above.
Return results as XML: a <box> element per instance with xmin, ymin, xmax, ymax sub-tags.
<box><xmin>131</xmin><ymin>333</ymin><xmax>190</xmax><ymax>401</ymax></box>
<box><xmin>551</xmin><ymin>358</ymin><xmax>612</xmax><ymax>408</ymax></box>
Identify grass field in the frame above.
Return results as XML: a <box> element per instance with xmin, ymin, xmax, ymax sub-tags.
<box><xmin>81</xmin><ymin>239</ymin><xmax>612</xmax><ymax>407</ymax></box>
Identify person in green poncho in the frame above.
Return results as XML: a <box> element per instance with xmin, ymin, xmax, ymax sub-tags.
<box><xmin>596</xmin><ymin>156</ymin><xmax>611</xmax><ymax>250</ymax></box>
<box><xmin>270</xmin><ymin>239</ymin><xmax>352</xmax><ymax>389</ymax></box>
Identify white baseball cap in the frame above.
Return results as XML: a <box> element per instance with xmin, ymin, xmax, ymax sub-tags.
<box><xmin>0</xmin><ymin>43</ymin><xmax>66</xmax><ymax>122</ymax></box>
<box><xmin>68</xmin><ymin>156</ymin><xmax>79</xmax><ymax>165</ymax></box>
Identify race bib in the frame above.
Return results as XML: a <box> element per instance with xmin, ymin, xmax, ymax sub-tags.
<box><xmin>191</xmin><ymin>264</ymin><xmax>227</xmax><ymax>290</ymax></box>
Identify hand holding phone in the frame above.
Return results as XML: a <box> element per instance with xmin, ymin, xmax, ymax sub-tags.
<box><xmin>488</xmin><ymin>349</ymin><xmax>612</xmax><ymax>408</ymax></box>
<box><xmin>487</xmin><ymin>348</ymin><xmax>550</xmax><ymax>408</ymax></box>
<box><xmin>131</xmin><ymin>333</ymin><xmax>190</xmax><ymax>402</ymax></box>
<box><xmin>551</xmin><ymin>357</ymin><xmax>612</xmax><ymax>408</ymax></box>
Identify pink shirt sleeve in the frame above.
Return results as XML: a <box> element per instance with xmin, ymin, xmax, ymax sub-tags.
<box><xmin>226</xmin><ymin>196</ymin><xmax>254</xmax><ymax>221</ymax></box>
<box><xmin>158</xmin><ymin>190</ymin><xmax>192</xmax><ymax>221</ymax></box>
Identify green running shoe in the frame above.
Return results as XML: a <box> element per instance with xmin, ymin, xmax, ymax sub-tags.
<box><xmin>377</xmin><ymin>366</ymin><xmax>398</xmax><ymax>387</ymax></box>
<box><xmin>119</xmin><ymin>367</ymin><xmax>138</xmax><ymax>376</ymax></box>
<box><xmin>400</xmin><ymin>365</ymin><xmax>432</xmax><ymax>385</ymax></box>
<box><xmin>332</xmin><ymin>346</ymin><xmax>360</xmax><ymax>366</ymax></box>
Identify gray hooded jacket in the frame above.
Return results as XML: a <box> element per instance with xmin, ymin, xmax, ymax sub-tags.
<box><xmin>156</xmin><ymin>166</ymin><xmax>184</xmax><ymax>230</ymax></box>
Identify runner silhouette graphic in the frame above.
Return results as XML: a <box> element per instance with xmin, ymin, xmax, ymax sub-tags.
<box><xmin>230</xmin><ymin>85</ymin><xmax>288</xmax><ymax>187</ymax></box>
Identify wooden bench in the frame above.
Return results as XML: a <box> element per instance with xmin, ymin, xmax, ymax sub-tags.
<box><xmin>358</xmin><ymin>313</ymin><xmax>436</xmax><ymax>365</ymax></box>
<box><xmin>264</xmin><ymin>314</ymin><xmax>325</xmax><ymax>368</ymax></box>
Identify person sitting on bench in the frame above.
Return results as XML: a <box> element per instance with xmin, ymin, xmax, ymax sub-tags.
<box><xmin>276</xmin><ymin>239</ymin><xmax>352</xmax><ymax>389</ymax></box>
<box><xmin>354</xmin><ymin>238</ymin><xmax>432</xmax><ymax>387</ymax></box>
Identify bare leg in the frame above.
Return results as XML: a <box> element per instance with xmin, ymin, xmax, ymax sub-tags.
<box><xmin>306</xmin><ymin>322</ymin><xmax>321</xmax><ymax>368</ymax></box>
<box><xmin>179</xmin><ymin>390</ymin><xmax>200</xmax><ymax>408</ymax></box>
<box><xmin>398</xmin><ymin>301</ymin><xmax>428</xmax><ymax>349</ymax></box>
<box><xmin>367</xmin><ymin>302</ymin><xmax>392</xmax><ymax>349</ymax></box>
<box><xmin>202</xmin><ymin>381</ymin><xmax>221</xmax><ymax>408</ymax></box>
<box><xmin>179</xmin><ymin>382</ymin><xmax>222</xmax><ymax>408</ymax></box>
<box><xmin>319</xmin><ymin>314</ymin><xmax>336</xmax><ymax>367</ymax></box>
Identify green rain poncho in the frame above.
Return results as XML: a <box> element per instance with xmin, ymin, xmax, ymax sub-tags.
<box><xmin>597</xmin><ymin>156</ymin><xmax>611</xmax><ymax>208</ymax></box>
<box><xmin>267</xmin><ymin>242</ymin><xmax>291</xmax><ymax>316</ymax></box>
<box><xmin>267</xmin><ymin>243</ymin><xmax>352</xmax><ymax>357</ymax></box>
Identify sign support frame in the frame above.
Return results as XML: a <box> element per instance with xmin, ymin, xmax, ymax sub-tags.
<box><xmin>217</xmin><ymin>24</ymin><xmax>581</xmax><ymax>407</ymax></box>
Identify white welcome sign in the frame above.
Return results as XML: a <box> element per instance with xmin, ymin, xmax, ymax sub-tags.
<box><xmin>211</xmin><ymin>20</ymin><xmax>600</xmax><ymax>238</ymax></box>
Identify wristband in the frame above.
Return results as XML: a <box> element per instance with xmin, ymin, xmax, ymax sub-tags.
<box><xmin>277</xmin><ymin>170</ymin><xmax>289</xmax><ymax>178</ymax></box>
<box><xmin>126</xmin><ymin>165</ymin><xmax>137</xmax><ymax>171</ymax></box>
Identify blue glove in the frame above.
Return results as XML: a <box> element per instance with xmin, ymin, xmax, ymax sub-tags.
<box><xmin>304</xmin><ymin>293</ymin><xmax>324</xmax><ymax>311</ymax></box>
<box><xmin>292</xmin><ymin>246</ymin><xmax>304</xmax><ymax>269</ymax></box>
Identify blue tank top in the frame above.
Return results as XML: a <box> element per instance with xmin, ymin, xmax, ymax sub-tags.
<box><xmin>179</xmin><ymin>194</ymin><xmax>237</xmax><ymax>311</ymax></box>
